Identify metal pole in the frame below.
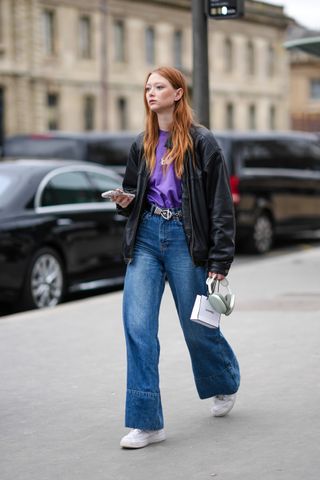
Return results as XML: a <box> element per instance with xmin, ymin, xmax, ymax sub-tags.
<box><xmin>191</xmin><ymin>0</ymin><xmax>210</xmax><ymax>128</ymax></box>
<box><xmin>100</xmin><ymin>0</ymin><xmax>108</xmax><ymax>130</ymax></box>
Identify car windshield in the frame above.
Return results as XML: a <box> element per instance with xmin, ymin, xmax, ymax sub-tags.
<box><xmin>0</xmin><ymin>173</ymin><xmax>18</xmax><ymax>208</ymax></box>
<box><xmin>3</xmin><ymin>137</ymin><xmax>84</xmax><ymax>160</ymax></box>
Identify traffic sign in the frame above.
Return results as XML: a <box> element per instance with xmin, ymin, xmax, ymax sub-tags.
<box><xmin>207</xmin><ymin>0</ymin><xmax>244</xmax><ymax>19</ymax></box>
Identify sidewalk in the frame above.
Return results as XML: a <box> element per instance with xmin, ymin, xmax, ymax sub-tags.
<box><xmin>1</xmin><ymin>247</ymin><xmax>320</xmax><ymax>480</ymax></box>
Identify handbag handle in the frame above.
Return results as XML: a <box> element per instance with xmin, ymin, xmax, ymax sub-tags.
<box><xmin>206</xmin><ymin>277</ymin><xmax>231</xmax><ymax>295</ymax></box>
<box><xmin>206</xmin><ymin>277</ymin><xmax>218</xmax><ymax>295</ymax></box>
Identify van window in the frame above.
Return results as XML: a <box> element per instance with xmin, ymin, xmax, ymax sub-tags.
<box><xmin>309</xmin><ymin>141</ymin><xmax>320</xmax><ymax>171</ymax></box>
<box><xmin>87</xmin><ymin>137</ymin><xmax>134</xmax><ymax>166</ymax></box>
<box><xmin>242</xmin><ymin>139</ymin><xmax>315</xmax><ymax>170</ymax></box>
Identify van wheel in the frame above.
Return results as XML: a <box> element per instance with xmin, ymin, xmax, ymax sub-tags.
<box><xmin>22</xmin><ymin>248</ymin><xmax>65</xmax><ymax>310</ymax></box>
<box><xmin>249</xmin><ymin>214</ymin><xmax>273</xmax><ymax>254</ymax></box>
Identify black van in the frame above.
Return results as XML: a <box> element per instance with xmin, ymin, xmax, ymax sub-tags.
<box><xmin>215</xmin><ymin>131</ymin><xmax>320</xmax><ymax>253</ymax></box>
<box><xmin>2</xmin><ymin>131</ymin><xmax>137</xmax><ymax>176</ymax></box>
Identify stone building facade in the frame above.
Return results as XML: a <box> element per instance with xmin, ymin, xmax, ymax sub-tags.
<box><xmin>0</xmin><ymin>0</ymin><xmax>290</xmax><ymax>137</ymax></box>
<box><xmin>285</xmin><ymin>24</ymin><xmax>320</xmax><ymax>132</ymax></box>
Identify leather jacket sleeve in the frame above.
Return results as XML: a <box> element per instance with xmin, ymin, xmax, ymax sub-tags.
<box><xmin>201</xmin><ymin>136</ymin><xmax>235</xmax><ymax>275</ymax></box>
<box><xmin>116</xmin><ymin>135</ymin><xmax>142</xmax><ymax>217</ymax></box>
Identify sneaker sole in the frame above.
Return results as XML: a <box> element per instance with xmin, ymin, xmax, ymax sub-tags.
<box><xmin>211</xmin><ymin>395</ymin><xmax>236</xmax><ymax>417</ymax></box>
<box><xmin>211</xmin><ymin>403</ymin><xmax>235</xmax><ymax>417</ymax></box>
<box><xmin>120</xmin><ymin>433</ymin><xmax>166</xmax><ymax>449</ymax></box>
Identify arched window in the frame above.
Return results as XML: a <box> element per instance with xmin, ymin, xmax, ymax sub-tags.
<box><xmin>145</xmin><ymin>26</ymin><xmax>155</xmax><ymax>65</ymax></box>
<box><xmin>225</xmin><ymin>38</ymin><xmax>233</xmax><ymax>73</ymax></box>
<box><xmin>173</xmin><ymin>30</ymin><xmax>183</xmax><ymax>68</ymax></box>
<box><xmin>83</xmin><ymin>96</ymin><xmax>95</xmax><ymax>131</ymax></box>
<box><xmin>269</xmin><ymin>105</ymin><xmax>276</xmax><ymax>130</ymax></box>
<box><xmin>226</xmin><ymin>103</ymin><xmax>234</xmax><ymax>130</ymax></box>
<box><xmin>117</xmin><ymin>97</ymin><xmax>128</xmax><ymax>130</ymax></box>
<box><xmin>267</xmin><ymin>44</ymin><xmax>276</xmax><ymax>77</ymax></box>
<box><xmin>114</xmin><ymin>20</ymin><xmax>125</xmax><ymax>62</ymax></box>
<box><xmin>248</xmin><ymin>104</ymin><xmax>256</xmax><ymax>130</ymax></box>
<box><xmin>246</xmin><ymin>40</ymin><xmax>255</xmax><ymax>76</ymax></box>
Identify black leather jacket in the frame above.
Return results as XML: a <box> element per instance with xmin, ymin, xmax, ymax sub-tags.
<box><xmin>117</xmin><ymin>125</ymin><xmax>235</xmax><ymax>276</ymax></box>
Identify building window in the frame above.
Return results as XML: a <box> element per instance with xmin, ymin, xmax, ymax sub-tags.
<box><xmin>145</xmin><ymin>26</ymin><xmax>155</xmax><ymax>65</ymax></box>
<box><xmin>42</xmin><ymin>9</ymin><xmax>56</xmax><ymax>56</ymax></box>
<box><xmin>267</xmin><ymin>44</ymin><xmax>276</xmax><ymax>77</ymax></box>
<box><xmin>246</xmin><ymin>40</ymin><xmax>255</xmax><ymax>76</ymax></box>
<box><xmin>84</xmin><ymin>96</ymin><xmax>95</xmax><ymax>131</ymax></box>
<box><xmin>225</xmin><ymin>38</ymin><xmax>233</xmax><ymax>73</ymax></box>
<box><xmin>269</xmin><ymin>105</ymin><xmax>276</xmax><ymax>130</ymax></box>
<box><xmin>248</xmin><ymin>104</ymin><xmax>256</xmax><ymax>130</ymax></box>
<box><xmin>226</xmin><ymin>103</ymin><xmax>234</xmax><ymax>130</ymax></box>
<box><xmin>47</xmin><ymin>93</ymin><xmax>59</xmax><ymax>130</ymax></box>
<box><xmin>117</xmin><ymin>97</ymin><xmax>128</xmax><ymax>130</ymax></box>
<box><xmin>79</xmin><ymin>15</ymin><xmax>92</xmax><ymax>59</ymax></box>
<box><xmin>310</xmin><ymin>79</ymin><xmax>320</xmax><ymax>100</ymax></box>
<box><xmin>114</xmin><ymin>20</ymin><xmax>125</xmax><ymax>62</ymax></box>
<box><xmin>173</xmin><ymin>30</ymin><xmax>183</xmax><ymax>68</ymax></box>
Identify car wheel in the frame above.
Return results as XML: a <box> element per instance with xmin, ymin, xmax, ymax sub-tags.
<box><xmin>22</xmin><ymin>248</ymin><xmax>65</xmax><ymax>310</ymax></box>
<box><xmin>249</xmin><ymin>213</ymin><xmax>273</xmax><ymax>254</ymax></box>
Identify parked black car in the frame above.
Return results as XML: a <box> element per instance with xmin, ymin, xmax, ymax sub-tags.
<box><xmin>0</xmin><ymin>160</ymin><xmax>126</xmax><ymax>310</ymax></box>
<box><xmin>2</xmin><ymin>131</ymin><xmax>137</xmax><ymax>175</ymax></box>
<box><xmin>215</xmin><ymin>131</ymin><xmax>320</xmax><ymax>253</ymax></box>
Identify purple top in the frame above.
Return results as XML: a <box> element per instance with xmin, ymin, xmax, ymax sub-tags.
<box><xmin>146</xmin><ymin>130</ymin><xmax>182</xmax><ymax>208</ymax></box>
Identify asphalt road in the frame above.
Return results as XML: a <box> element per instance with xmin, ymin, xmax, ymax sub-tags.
<box><xmin>1</xmin><ymin>243</ymin><xmax>320</xmax><ymax>480</ymax></box>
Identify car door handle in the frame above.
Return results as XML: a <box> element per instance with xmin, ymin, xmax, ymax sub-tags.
<box><xmin>57</xmin><ymin>218</ymin><xmax>73</xmax><ymax>226</ymax></box>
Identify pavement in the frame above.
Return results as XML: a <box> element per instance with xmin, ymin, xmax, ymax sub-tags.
<box><xmin>1</xmin><ymin>246</ymin><xmax>320</xmax><ymax>480</ymax></box>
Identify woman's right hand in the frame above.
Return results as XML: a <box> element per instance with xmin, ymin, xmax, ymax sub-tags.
<box><xmin>109</xmin><ymin>190</ymin><xmax>135</xmax><ymax>208</ymax></box>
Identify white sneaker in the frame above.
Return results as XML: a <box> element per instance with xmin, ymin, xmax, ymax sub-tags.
<box><xmin>120</xmin><ymin>428</ymin><xmax>166</xmax><ymax>449</ymax></box>
<box><xmin>211</xmin><ymin>393</ymin><xmax>237</xmax><ymax>417</ymax></box>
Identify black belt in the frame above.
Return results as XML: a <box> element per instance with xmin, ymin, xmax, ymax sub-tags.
<box><xmin>147</xmin><ymin>203</ymin><xmax>182</xmax><ymax>220</ymax></box>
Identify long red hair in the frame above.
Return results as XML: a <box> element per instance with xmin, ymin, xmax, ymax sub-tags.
<box><xmin>143</xmin><ymin>66</ymin><xmax>194</xmax><ymax>178</ymax></box>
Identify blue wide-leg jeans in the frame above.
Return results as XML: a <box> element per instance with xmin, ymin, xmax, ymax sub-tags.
<box><xmin>123</xmin><ymin>211</ymin><xmax>240</xmax><ymax>430</ymax></box>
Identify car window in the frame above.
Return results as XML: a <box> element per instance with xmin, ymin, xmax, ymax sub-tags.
<box><xmin>4</xmin><ymin>137</ymin><xmax>84</xmax><ymax>160</ymax></box>
<box><xmin>40</xmin><ymin>171</ymin><xmax>96</xmax><ymax>206</ymax></box>
<box><xmin>87</xmin><ymin>171</ymin><xmax>122</xmax><ymax>202</ymax></box>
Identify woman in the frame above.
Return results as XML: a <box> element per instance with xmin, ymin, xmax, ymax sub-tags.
<box><xmin>110</xmin><ymin>66</ymin><xmax>240</xmax><ymax>449</ymax></box>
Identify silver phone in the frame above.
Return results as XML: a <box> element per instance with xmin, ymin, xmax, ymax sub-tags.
<box><xmin>101</xmin><ymin>189</ymin><xmax>135</xmax><ymax>199</ymax></box>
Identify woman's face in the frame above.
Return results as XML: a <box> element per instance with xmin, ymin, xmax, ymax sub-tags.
<box><xmin>145</xmin><ymin>73</ymin><xmax>183</xmax><ymax>115</ymax></box>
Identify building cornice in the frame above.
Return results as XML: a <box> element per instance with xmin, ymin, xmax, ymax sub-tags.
<box><xmin>39</xmin><ymin>0</ymin><xmax>290</xmax><ymax>28</ymax></box>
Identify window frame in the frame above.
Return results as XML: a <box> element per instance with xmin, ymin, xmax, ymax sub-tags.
<box><xmin>42</xmin><ymin>9</ymin><xmax>57</xmax><ymax>56</ymax></box>
<box><xmin>145</xmin><ymin>26</ymin><xmax>156</xmax><ymax>65</ymax></box>
<box><xmin>114</xmin><ymin>19</ymin><xmax>125</xmax><ymax>63</ymax></box>
<box><xmin>78</xmin><ymin>14</ymin><xmax>92</xmax><ymax>59</ymax></box>
<box><xmin>310</xmin><ymin>79</ymin><xmax>320</xmax><ymax>100</ymax></box>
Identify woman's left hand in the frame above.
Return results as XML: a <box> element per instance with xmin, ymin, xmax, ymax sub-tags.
<box><xmin>208</xmin><ymin>271</ymin><xmax>225</xmax><ymax>281</ymax></box>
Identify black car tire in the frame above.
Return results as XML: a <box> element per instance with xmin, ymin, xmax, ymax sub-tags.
<box><xmin>248</xmin><ymin>213</ymin><xmax>274</xmax><ymax>254</ymax></box>
<box><xmin>22</xmin><ymin>247</ymin><xmax>65</xmax><ymax>310</ymax></box>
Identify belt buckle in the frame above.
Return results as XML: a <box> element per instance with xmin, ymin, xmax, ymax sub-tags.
<box><xmin>160</xmin><ymin>209</ymin><xmax>173</xmax><ymax>220</ymax></box>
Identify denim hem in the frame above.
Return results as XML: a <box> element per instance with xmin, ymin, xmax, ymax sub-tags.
<box><xmin>195</xmin><ymin>364</ymin><xmax>240</xmax><ymax>399</ymax></box>
<box><xmin>125</xmin><ymin>388</ymin><xmax>164</xmax><ymax>430</ymax></box>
